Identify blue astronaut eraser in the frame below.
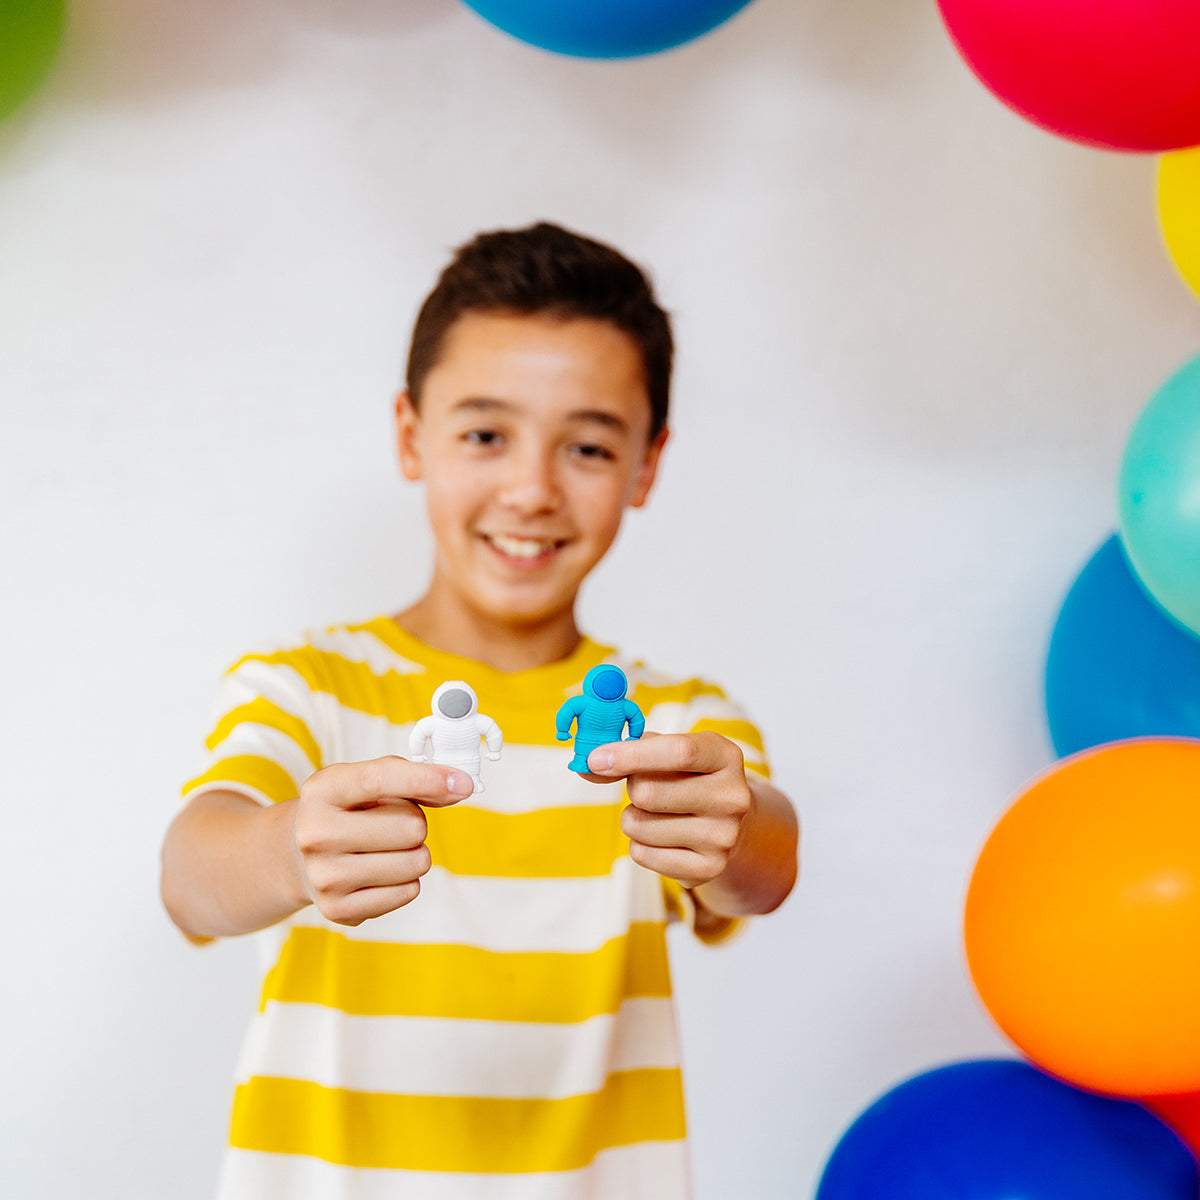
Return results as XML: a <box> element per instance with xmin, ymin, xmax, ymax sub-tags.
<box><xmin>554</xmin><ymin>664</ymin><xmax>645</xmax><ymax>774</ymax></box>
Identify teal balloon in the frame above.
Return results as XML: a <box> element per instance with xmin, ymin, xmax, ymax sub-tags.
<box><xmin>1119</xmin><ymin>353</ymin><xmax>1200</xmax><ymax>637</ymax></box>
<box><xmin>0</xmin><ymin>0</ymin><xmax>66</xmax><ymax>122</ymax></box>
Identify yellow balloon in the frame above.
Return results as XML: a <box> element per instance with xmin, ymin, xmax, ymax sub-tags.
<box><xmin>1159</xmin><ymin>148</ymin><xmax>1200</xmax><ymax>301</ymax></box>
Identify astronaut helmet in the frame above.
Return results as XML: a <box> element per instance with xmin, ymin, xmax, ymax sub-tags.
<box><xmin>582</xmin><ymin>664</ymin><xmax>628</xmax><ymax>702</ymax></box>
<box><xmin>432</xmin><ymin>680</ymin><xmax>478</xmax><ymax>720</ymax></box>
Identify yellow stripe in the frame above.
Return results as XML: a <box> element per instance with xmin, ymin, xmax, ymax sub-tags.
<box><xmin>206</xmin><ymin>698</ymin><xmax>323</xmax><ymax>769</ymax></box>
<box><xmin>632</xmin><ymin>678</ymin><xmax>726</xmax><ymax>711</ymax></box>
<box><xmin>229</xmin><ymin>648</ymin><xmax>571</xmax><ymax>745</ymax></box>
<box><xmin>689</xmin><ymin>717</ymin><xmax>765</xmax><ymax>757</ymax></box>
<box><xmin>182</xmin><ymin>755</ymin><xmax>299</xmax><ymax>804</ymax></box>
<box><xmin>425</xmin><ymin>802</ymin><xmax>626</xmax><ymax>878</ymax></box>
<box><xmin>260</xmin><ymin>923</ymin><xmax>671</xmax><ymax>1020</ymax></box>
<box><xmin>230</xmin><ymin>1067</ymin><xmax>685</xmax><ymax>1173</ymax></box>
<box><xmin>744</xmin><ymin>760</ymin><xmax>770</xmax><ymax>779</ymax></box>
<box><xmin>230</xmin><ymin>648</ymin><xmax>425</xmax><ymax>725</ymax></box>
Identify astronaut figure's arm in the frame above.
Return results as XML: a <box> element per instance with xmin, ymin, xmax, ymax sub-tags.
<box><xmin>623</xmin><ymin>700</ymin><xmax>645</xmax><ymax>741</ymax></box>
<box><xmin>408</xmin><ymin>715</ymin><xmax>435</xmax><ymax>762</ymax></box>
<box><xmin>555</xmin><ymin>696</ymin><xmax>585</xmax><ymax>741</ymax></box>
<box><xmin>478</xmin><ymin>714</ymin><xmax>503</xmax><ymax>761</ymax></box>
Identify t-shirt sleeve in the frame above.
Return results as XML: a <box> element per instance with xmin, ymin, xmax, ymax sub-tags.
<box><xmin>181</xmin><ymin>647</ymin><xmax>329</xmax><ymax>808</ymax></box>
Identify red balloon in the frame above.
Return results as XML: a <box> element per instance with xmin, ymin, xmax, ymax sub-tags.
<box><xmin>1143</xmin><ymin>1094</ymin><xmax>1200</xmax><ymax>1163</ymax></box>
<box><xmin>936</xmin><ymin>0</ymin><xmax>1200</xmax><ymax>152</ymax></box>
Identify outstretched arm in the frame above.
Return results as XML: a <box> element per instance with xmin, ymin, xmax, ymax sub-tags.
<box><xmin>161</xmin><ymin>759</ymin><xmax>475</xmax><ymax>940</ymax></box>
<box><xmin>584</xmin><ymin>732</ymin><xmax>798</xmax><ymax>918</ymax></box>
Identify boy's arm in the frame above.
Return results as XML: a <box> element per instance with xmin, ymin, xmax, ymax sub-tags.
<box><xmin>583</xmin><ymin>733</ymin><xmax>798</xmax><ymax>918</ymax></box>
<box><xmin>161</xmin><ymin>790</ymin><xmax>309</xmax><ymax>940</ymax></box>
<box><xmin>692</xmin><ymin>770</ymin><xmax>797</xmax><ymax>917</ymax></box>
<box><xmin>161</xmin><ymin>759</ymin><xmax>474</xmax><ymax>940</ymax></box>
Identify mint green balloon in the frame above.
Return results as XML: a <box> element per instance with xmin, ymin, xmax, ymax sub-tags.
<box><xmin>1119</xmin><ymin>353</ymin><xmax>1200</xmax><ymax>636</ymax></box>
<box><xmin>0</xmin><ymin>0</ymin><xmax>66</xmax><ymax>123</ymax></box>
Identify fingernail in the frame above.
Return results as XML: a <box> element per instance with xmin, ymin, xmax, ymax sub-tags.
<box><xmin>589</xmin><ymin>749</ymin><xmax>614</xmax><ymax>771</ymax></box>
<box><xmin>447</xmin><ymin>773</ymin><xmax>471</xmax><ymax>796</ymax></box>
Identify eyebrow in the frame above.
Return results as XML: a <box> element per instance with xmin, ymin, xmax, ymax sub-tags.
<box><xmin>452</xmin><ymin>396</ymin><xmax>630</xmax><ymax>432</ymax></box>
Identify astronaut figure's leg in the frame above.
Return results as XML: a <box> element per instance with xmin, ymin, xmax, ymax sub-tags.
<box><xmin>569</xmin><ymin>740</ymin><xmax>600</xmax><ymax>774</ymax></box>
<box><xmin>445</xmin><ymin>754</ymin><xmax>485</xmax><ymax>793</ymax></box>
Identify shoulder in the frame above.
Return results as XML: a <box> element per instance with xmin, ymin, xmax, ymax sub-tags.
<box><xmin>223</xmin><ymin>616</ymin><xmax>429</xmax><ymax>683</ymax></box>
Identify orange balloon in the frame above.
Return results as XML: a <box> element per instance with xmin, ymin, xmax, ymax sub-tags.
<box><xmin>965</xmin><ymin>739</ymin><xmax>1200</xmax><ymax>1097</ymax></box>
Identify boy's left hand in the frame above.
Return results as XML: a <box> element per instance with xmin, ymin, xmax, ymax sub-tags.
<box><xmin>584</xmin><ymin>732</ymin><xmax>753</xmax><ymax>890</ymax></box>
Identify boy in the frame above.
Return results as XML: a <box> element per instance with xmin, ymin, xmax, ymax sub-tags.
<box><xmin>161</xmin><ymin>222</ymin><xmax>799</xmax><ymax>1199</ymax></box>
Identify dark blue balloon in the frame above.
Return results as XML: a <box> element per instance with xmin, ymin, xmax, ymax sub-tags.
<box><xmin>816</xmin><ymin>1060</ymin><xmax>1197</xmax><ymax>1200</ymax></box>
<box><xmin>1045</xmin><ymin>534</ymin><xmax>1200</xmax><ymax>758</ymax></box>
<box><xmin>458</xmin><ymin>0</ymin><xmax>757</xmax><ymax>59</ymax></box>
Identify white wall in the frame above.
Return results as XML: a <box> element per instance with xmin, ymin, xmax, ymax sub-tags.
<box><xmin>2</xmin><ymin>0</ymin><xmax>1198</xmax><ymax>1196</ymax></box>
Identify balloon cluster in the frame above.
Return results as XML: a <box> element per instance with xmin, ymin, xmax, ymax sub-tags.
<box><xmin>816</xmin><ymin>360</ymin><xmax>1200</xmax><ymax>1189</ymax></box>
<box><xmin>815</xmin><ymin>363</ymin><xmax>1200</xmax><ymax>1189</ymax></box>
<box><xmin>957</xmin><ymin>351</ymin><xmax>1200</xmax><ymax>1161</ymax></box>
<box><xmin>820</xmin><ymin>7</ymin><xmax>1200</xmax><ymax>1189</ymax></box>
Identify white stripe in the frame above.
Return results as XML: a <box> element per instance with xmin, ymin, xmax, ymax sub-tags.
<box><xmin>272</xmin><ymin>855</ymin><xmax>667</xmax><ymax>953</ymax></box>
<box><xmin>217</xmin><ymin>1140</ymin><xmax>691</xmax><ymax>1200</ymax></box>
<box><xmin>641</xmin><ymin>695</ymin><xmax>749</xmax><ymax>734</ymax></box>
<box><xmin>215</xmin><ymin>659</ymin><xmax>317</xmax><ymax>722</ymax></box>
<box><xmin>205</xmin><ymin>724</ymin><xmax>315</xmax><ymax>789</ymax></box>
<box><xmin>233</xmin><ymin>996</ymin><xmax>680</xmax><ymax>1096</ymax></box>
<box><xmin>306</xmin><ymin>625</ymin><xmax>426</xmax><ymax>677</ymax></box>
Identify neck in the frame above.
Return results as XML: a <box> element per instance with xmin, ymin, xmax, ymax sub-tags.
<box><xmin>396</xmin><ymin>588</ymin><xmax>582</xmax><ymax>674</ymax></box>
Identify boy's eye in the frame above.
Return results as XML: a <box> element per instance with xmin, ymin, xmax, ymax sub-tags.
<box><xmin>570</xmin><ymin>443</ymin><xmax>616</xmax><ymax>461</ymax></box>
<box><xmin>463</xmin><ymin>429</ymin><xmax>503</xmax><ymax>447</ymax></box>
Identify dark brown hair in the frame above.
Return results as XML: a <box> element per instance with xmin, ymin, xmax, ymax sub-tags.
<box><xmin>406</xmin><ymin>222</ymin><xmax>672</xmax><ymax>439</ymax></box>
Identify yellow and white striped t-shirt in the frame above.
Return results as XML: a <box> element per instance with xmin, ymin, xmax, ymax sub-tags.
<box><xmin>182</xmin><ymin>617</ymin><xmax>770</xmax><ymax>1200</ymax></box>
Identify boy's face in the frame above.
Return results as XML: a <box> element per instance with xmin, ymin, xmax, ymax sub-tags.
<box><xmin>396</xmin><ymin>311</ymin><xmax>667</xmax><ymax>630</ymax></box>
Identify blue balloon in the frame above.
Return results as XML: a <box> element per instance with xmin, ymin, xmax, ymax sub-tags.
<box><xmin>457</xmin><ymin>0</ymin><xmax>757</xmax><ymax>58</ymax></box>
<box><xmin>1045</xmin><ymin>535</ymin><xmax>1200</xmax><ymax>758</ymax></box>
<box><xmin>816</xmin><ymin>1060</ymin><xmax>1197</xmax><ymax>1200</ymax></box>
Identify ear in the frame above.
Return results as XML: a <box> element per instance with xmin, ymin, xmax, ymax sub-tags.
<box><xmin>629</xmin><ymin>428</ymin><xmax>669</xmax><ymax>509</ymax></box>
<box><xmin>395</xmin><ymin>391</ymin><xmax>423</xmax><ymax>481</ymax></box>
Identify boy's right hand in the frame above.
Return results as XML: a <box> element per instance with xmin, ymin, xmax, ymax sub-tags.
<box><xmin>292</xmin><ymin>756</ymin><xmax>474</xmax><ymax>927</ymax></box>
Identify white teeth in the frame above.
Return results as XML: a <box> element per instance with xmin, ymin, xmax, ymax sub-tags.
<box><xmin>488</xmin><ymin>534</ymin><xmax>557</xmax><ymax>559</ymax></box>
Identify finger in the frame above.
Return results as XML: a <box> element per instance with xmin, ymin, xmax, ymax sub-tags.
<box><xmin>297</xmin><ymin>802</ymin><xmax>428</xmax><ymax>857</ymax></box>
<box><xmin>626</xmin><ymin>843</ymin><xmax>717</xmax><ymax>891</ymax></box>
<box><xmin>622</xmin><ymin>807</ymin><xmax>736</xmax><ymax>854</ymax></box>
<box><xmin>308</xmin><ymin>845</ymin><xmax>432</xmax><ymax>897</ymax></box>
<box><xmin>343</xmin><ymin>802</ymin><xmax>429</xmax><ymax>852</ymax></box>
<box><xmin>586</xmin><ymin>732</ymin><xmax>736</xmax><ymax>780</ymax></box>
<box><xmin>316</xmin><ymin>880</ymin><xmax>423</xmax><ymax>927</ymax></box>
<box><xmin>310</xmin><ymin>757</ymin><xmax>475</xmax><ymax>810</ymax></box>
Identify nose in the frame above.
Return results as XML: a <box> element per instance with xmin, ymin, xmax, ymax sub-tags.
<box><xmin>496</xmin><ymin>445</ymin><xmax>561</xmax><ymax>515</ymax></box>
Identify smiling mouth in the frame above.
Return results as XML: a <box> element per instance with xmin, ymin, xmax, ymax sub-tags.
<box><xmin>483</xmin><ymin>533</ymin><xmax>568</xmax><ymax>562</ymax></box>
